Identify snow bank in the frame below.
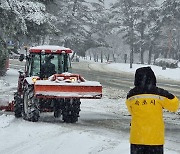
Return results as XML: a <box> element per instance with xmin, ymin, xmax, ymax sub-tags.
<box><xmin>154</xmin><ymin>58</ymin><xmax>179</xmax><ymax>68</ymax></box>
<box><xmin>87</xmin><ymin>62</ymin><xmax>180</xmax><ymax>81</ymax></box>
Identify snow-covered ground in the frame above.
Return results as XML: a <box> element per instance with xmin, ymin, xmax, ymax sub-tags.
<box><xmin>84</xmin><ymin>59</ymin><xmax>180</xmax><ymax>81</ymax></box>
<box><xmin>105</xmin><ymin>63</ymin><xmax>180</xmax><ymax>81</ymax></box>
<box><xmin>0</xmin><ymin>61</ymin><xmax>180</xmax><ymax>154</ymax></box>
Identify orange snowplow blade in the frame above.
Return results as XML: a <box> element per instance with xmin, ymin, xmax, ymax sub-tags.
<box><xmin>34</xmin><ymin>84</ymin><xmax>102</xmax><ymax>99</ymax></box>
<box><xmin>33</xmin><ymin>74</ymin><xmax>102</xmax><ymax>99</ymax></box>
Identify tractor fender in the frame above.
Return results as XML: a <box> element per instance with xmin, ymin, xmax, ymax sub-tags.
<box><xmin>24</xmin><ymin>76</ymin><xmax>39</xmax><ymax>85</ymax></box>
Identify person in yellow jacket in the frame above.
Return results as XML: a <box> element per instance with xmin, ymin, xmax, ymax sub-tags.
<box><xmin>126</xmin><ymin>66</ymin><xmax>179</xmax><ymax>154</ymax></box>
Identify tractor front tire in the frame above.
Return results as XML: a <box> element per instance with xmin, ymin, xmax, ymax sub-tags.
<box><xmin>23</xmin><ymin>89</ymin><xmax>40</xmax><ymax>122</ymax></box>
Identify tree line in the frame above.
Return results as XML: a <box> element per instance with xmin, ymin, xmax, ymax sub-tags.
<box><xmin>0</xmin><ymin>0</ymin><xmax>180</xmax><ymax>66</ymax></box>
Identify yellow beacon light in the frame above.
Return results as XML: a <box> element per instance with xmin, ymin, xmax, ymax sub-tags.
<box><xmin>32</xmin><ymin>77</ymin><xmax>37</xmax><ymax>83</ymax></box>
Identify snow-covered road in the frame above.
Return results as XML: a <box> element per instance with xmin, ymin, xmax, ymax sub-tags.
<box><xmin>0</xmin><ymin>60</ymin><xmax>180</xmax><ymax>154</ymax></box>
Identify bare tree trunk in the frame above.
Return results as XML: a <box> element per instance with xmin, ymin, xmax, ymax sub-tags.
<box><xmin>93</xmin><ymin>53</ymin><xmax>96</xmax><ymax>62</ymax></box>
<box><xmin>148</xmin><ymin>41</ymin><xmax>153</xmax><ymax>65</ymax></box>
<box><xmin>164</xmin><ymin>49</ymin><xmax>168</xmax><ymax>58</ymax></box>
<box><xmin>140</xmin><ymin>19</ymin><xmax>145</xmax><ymax>64</ymax></box>
<box><xmin>89</xmin><ymin>51</ymin><xmax>92</xmax><ymax>60</ymax></box>
<box><xmin>140</xmin><ymin>48</ymin><xmax>144</xmax><ymax>64</ymax></box>
<box><xmin>130</xmin><ymin>25</ymin><xmax>134</xmax><ymax>68</ymax></box>
<box><xmin>113</xmin><ymin>53</ymin><xmax>116</xmax><ymax>62</ymax></box>
<box><xmin>106</xmin><ymin>54</ymin><xmax>110</xmax><ymax>62</ymax></box>
<box><xmin>101</xmin><ymin>51</ymin><xmax>103</xmax><ymax>63</ymax></box>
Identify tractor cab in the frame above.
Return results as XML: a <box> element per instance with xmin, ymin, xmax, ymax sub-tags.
<box><xmin>24</xmin><ymin>45</ymin><xmax>72</xmax><ymax>79</ymax></box>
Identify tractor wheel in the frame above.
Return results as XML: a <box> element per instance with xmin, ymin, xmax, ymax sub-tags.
<box><xmin>54</xmin><ymin>99</ymin><xmax>62</xmax><ymax>118</ymax></box>
<box><xmin>14</xmin><ymin>101</ymin><xmax>22</xmax><ymax>118</ymax></box>
<box><xmin>62</xmin><ymin>98</ymin><xmax>81</xmax><ymax>123</ymax></box>
<box><xmin>23</xmin><ymin>89</ymin><xmax>40</xmax><ymax>122</ymax></box>
<box><xmin>14</xmin><ymin>92</ymin><xmax>22</xmax><ymax>118</ymax></box>
<box><xmin>54</xmin><ymin>105</ymin><xmax>61</xmax><ymax>118</ymax></box>
<box><xmin>54</xmin><ymin>110</ymin><xmax>61</xmax><ymax>118</ymax></box>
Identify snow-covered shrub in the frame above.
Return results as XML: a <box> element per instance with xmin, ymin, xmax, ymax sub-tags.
<box><xmin>154</xmin><ymin>58</ymin><xmax>179</xmax><ymax>68</ymax></box>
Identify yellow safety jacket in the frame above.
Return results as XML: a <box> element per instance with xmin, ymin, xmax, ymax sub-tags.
<box><xmin>126</xmin><ymin>94</ymin><xmax>179</xmax><ymax>145</ymax></box>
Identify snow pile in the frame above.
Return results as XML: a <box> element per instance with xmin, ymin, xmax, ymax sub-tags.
<box><xmin>154</xmin><ymin>58</ymin><xmax>179</xmax><ymax>68</ymax></box>
<box><xmin>87</xmin><ymin>61</ymin><xmax>180</xmax><ymax>81</ymax></box>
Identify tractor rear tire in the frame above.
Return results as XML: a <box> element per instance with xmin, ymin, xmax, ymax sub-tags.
<box><xmin>62</xmin><ymin>98</ymin><xmax>81</xmax><ymax>123</ymax></box>
<box><xmin>54</xmin><ymin>100</ymin><xmax>61</xmax><ymax>118</ymax></box>
<box><xmin>23</xmin><ymin>89</ymin><xmax>40</xmax><ymax>122</ymax></box>
<box><xmin>14</xmin><ymin>103</ymin><xmax>22</xmax><ymax>118</ymax></box>
<box><xmin>54</xmin><ymin>109</ymin><xmax>61</xmax><ymax>118</ymax></box>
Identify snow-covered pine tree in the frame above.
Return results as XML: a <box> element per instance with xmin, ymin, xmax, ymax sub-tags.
<box><xmin>47</xmin><ymin>0</ymin><xmax>111</xmax><ymax>57</ymax></box>
<box><xmin>110</xmin><ymin>0</ymin><xmax>160</xmax><ymax>64</ymax></box>
<box><xmin>85</xmin><ymin>0</ymin><xmax>112</xmax><ymax>61</ymax></box>
<box><xmin>47</xmin><ymin>0</ymin><xmax>91</xmax><ymax>54</ymax></box>
<box><xmin>0</xmin><ymin>0</ymin><xmax>56</xmax><ymax>76</ymax></box>
<box><xmin>134</xmin><ymin>0</ymin><xmax>159</xmax><ymax>64</ymax></box>
<box><xmin>110</xmin><ymin>0</ymin><xmax>141</xmax><ymax>66</ymax></box>
<box><xmin>160</xmin><ymin>0</ymin><xmax>180</xmax><ymax>59</ymax></box>
<box><xmin>0</xmin><ymin>0</ymin><xmax>56</xmax><ymax>45</ymax></box>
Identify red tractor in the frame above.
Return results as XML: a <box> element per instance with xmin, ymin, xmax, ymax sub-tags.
<box><xmin>13</xmin><ymin>45</ymin><xmax>102</xmax><ymax>123</ymax></box>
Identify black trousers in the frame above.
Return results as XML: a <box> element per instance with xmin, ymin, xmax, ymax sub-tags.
<box><xmin>131</xmin><ymin>144</ymin><xmax>163</xmax><ymax>154</ymax></box>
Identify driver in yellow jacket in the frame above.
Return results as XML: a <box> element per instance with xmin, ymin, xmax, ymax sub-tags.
<box><xmin>126</xmin><ymin>66</ymin><xmax>179</xmax><ymax>154</ymax></box>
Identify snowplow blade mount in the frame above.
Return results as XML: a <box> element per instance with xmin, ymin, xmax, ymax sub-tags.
<box><xmin>33</xmin><ymin>73</ymin><xmax>102</xmax><ymax>99</ymax></box>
